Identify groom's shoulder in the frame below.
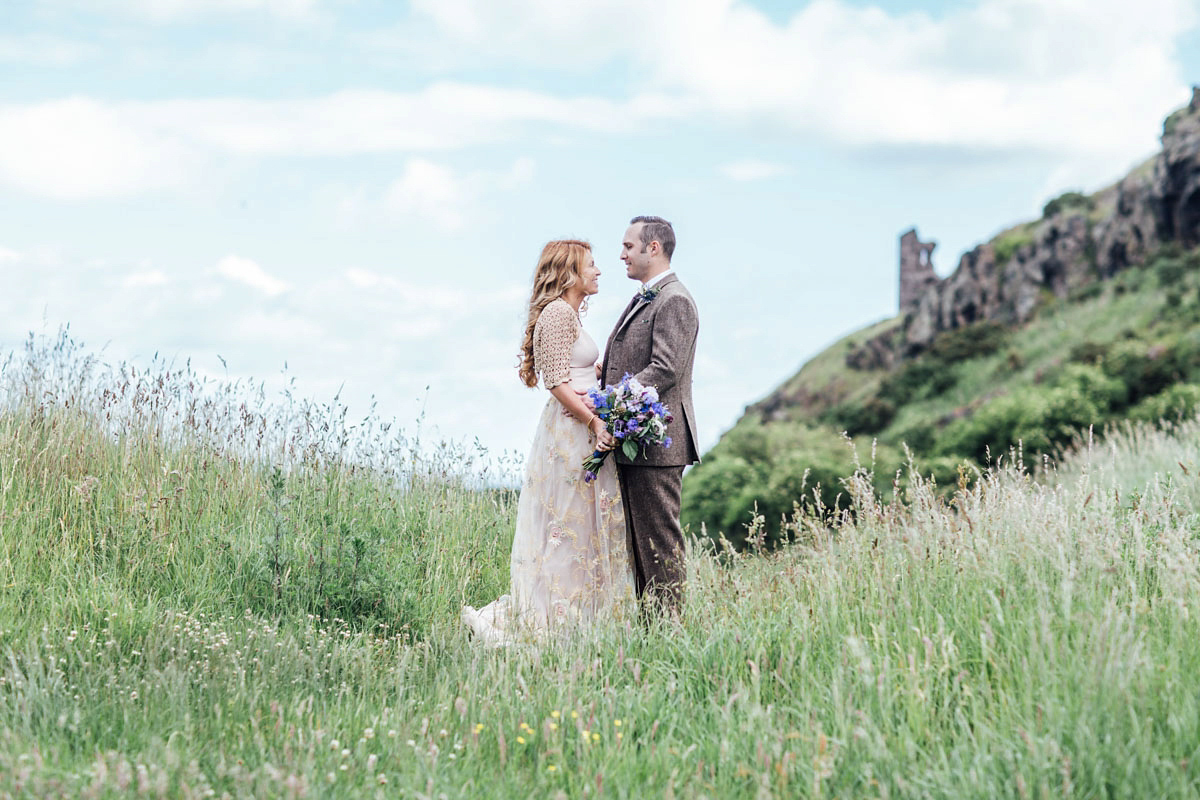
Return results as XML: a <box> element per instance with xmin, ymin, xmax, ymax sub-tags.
<box><xmin>660</xmin><ymin>276</ymin><xmax>697</xmax><ymax>308</ymax></box>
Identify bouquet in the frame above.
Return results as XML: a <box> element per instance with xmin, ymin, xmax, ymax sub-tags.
<box><xmin>582</xmin><ymin>373</ymin><xmax>673</xmax><ymax>482</ymax></box>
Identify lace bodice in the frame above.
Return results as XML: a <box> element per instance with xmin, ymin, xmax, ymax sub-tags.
<box><xmin>532</xmin><ymin>299</ymin><xmax>598</xmax><ymax>390</ymax></box>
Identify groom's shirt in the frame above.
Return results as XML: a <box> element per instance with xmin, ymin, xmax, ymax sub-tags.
<box><xmin>644</xmin><ymin>268</ymin><xmax>674</xmax><ymax>291</ymax></box>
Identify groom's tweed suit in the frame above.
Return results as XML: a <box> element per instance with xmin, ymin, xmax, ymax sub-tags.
<box><xmin>602</xmin><ymin>274</ymin><xmax>700</xmax><ymax>614</ymax></box>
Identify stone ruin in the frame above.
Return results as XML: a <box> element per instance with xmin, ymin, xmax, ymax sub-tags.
<box><xmin>898</xmin><ymin>229</ymin><xmax>938</xmax><ymax>316</ymax></box>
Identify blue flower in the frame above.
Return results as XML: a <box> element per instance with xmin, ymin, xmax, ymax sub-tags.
<box><xmin>637</xmin><ymin>285</ymin><xmax>661</xmax><ymax>303</ymax></box>
<box><xmin>663</xmin><ymin>437</ymin><xmax>673</xmax><ymax>448</ymax></box>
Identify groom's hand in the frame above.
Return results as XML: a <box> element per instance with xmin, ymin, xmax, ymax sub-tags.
<box><xmin>561</xmin><ymin>389</ymin><xmax>595</xmax><ymax>417</ymax></box>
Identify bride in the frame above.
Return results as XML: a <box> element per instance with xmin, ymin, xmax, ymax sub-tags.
<box><xmin>462</xmin><ymin>239</ymin><xmax>636</xmax><ymax>646</ymax></box>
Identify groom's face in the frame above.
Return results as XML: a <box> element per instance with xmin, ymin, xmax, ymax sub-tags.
<box><xmin>621</xmin><ymin>223</ymin><xmax>653</xmax><ymax>282</ymax></box>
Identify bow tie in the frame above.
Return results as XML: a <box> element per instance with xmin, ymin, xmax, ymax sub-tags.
<box><xmin>636</xmin><ymin>285</ymin><xmax>661</xmax><ymax>303</ymax></box>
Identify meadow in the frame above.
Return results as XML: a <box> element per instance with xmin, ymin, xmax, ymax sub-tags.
<box><xmin>2</xmin><ymin>331</ymin><xmax>1199</xmax><ymax>798</ymax></box>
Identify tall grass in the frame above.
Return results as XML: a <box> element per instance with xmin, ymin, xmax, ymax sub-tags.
<box><xmin>2</xmin><ymin>331</ymin><xmax>1199</xmax><ymax>797</ymax></box>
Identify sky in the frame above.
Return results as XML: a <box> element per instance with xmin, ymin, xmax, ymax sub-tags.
<box><xmin>3</xmin><ymin>0</ymin><xmax>1199</xmax><ymax>475</ymax></box>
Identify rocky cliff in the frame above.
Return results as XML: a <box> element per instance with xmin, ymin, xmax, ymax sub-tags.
<box><xmin>856</xmin><ymin>87</ymin><xmax>1200</xmax><ymax>366</ymax></box>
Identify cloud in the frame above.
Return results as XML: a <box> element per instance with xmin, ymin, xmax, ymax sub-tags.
<box><xmin>719</xmin><ymin>159</ymin><xmax>789</xmax><ymax>181</ymax></box>
<box><xmin>379</xmin><ymin>156</ymin><xmax>537</xmax><ymax>232</ymax></box>
<box><xmin>73</xmin><ymin>0</ymin><xmax>321</xmax><ymax>21</ymax></box>
<box><xmin>413</xmin><ymin>0</ymin><xmax>1197</xmax><ymax>175</ymax></box>
<box><xmin>0</xmin><ymin>88</ymin><xmax>668</xmax><ymax>199</ymax></box>
<box><xmin>0</xmin><ymin>98</ymin><xmax>196</xmax><ymax>199</ymax></box>
<box><xmin>214</xmin><ymin>255</ymin><xmax>290</xmax><ymax>296</ymax></box>
<box><xmin>0</xmin><ymin>35</ymin><xmax>95</xmax><ymax>67</ymax></box>
<box><xmin>384</xmin><ymin>159</ymin><xmax>468</xmax><ymax>232</ymax></box>
<box><xmin>0</xmin><ymin>246</ymin><xmax>19</xmax><ymax>263</ymax></box>
<box><xmin>122</xmin><ymin>270</ymin><xmax>169</xmax><ymax>288</ymax></box>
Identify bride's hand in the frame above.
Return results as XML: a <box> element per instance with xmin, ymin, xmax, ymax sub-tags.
<box><xmin>589</xmin><ymin>417</ymin><xmax>613</xmax><ymax>450</ymax></box>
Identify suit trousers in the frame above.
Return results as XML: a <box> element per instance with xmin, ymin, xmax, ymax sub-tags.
<box><xmin>616</xmin><ymin>463</ymin><xmax>687</xmax><ymax>617</ymax></box>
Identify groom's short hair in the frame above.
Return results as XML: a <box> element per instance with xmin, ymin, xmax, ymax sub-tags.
<box><xmin>631</xmin><ymin>215</ymin><xmax>675</xmax><ymax>260</ymax></box>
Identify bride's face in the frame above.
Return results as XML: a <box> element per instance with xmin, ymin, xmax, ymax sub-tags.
<box><xmin>578</xmin><ymin>255</ymin><xmax>600</xmax><ymax>295</ymax></box>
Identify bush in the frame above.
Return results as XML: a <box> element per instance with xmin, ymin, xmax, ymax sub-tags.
<box><xmin>1069</xmin><ymin>341</ymin><xmax>1110</xmax><ymax>365</ymax></box>
<box><xmin>828</xmin><ymin>396</ymin><xmax>896</xmax><ymax>436</ymax></box>
<box><xmin>993</xmin><ymin>227</ymin><xmax>1035</xmax><ymax>265</ymax></box>
<box><xmin>878</xmin><ymin>360</ymin><xmax>958</xmax><ymax>406</ymax></box>
<box><xmin>935</xmin><ymin>367</ymin><xmax>1119</xmax><ymax>463</ymax></box>
<box><xmin>1100</xmin><ymin>337</ymin><xmax>1196</xmax><ymax>407</ymax></box>
<box><xmin>681</xmin><ymin>421</ymin><xmax>897</xmax><ymax>550</ymax></box>
<box><xmin>1043</xmin><ymin>190</ymin><xmax>1094</xmax><ymax>219</ymax></box>
<box><xmin>1156</xmin><ymin>256</ymin><xmax>1188</xmax><ymax>287</ymax></box>
<box><xmin>1129</xmin><ymin>383</ymin><xmax>1200</xmax><ymax>423</ymax></box>
<box><xmin>929</xmin><ymin>321</ymin><xmax>1010</xmax><ymax>362</ymax></box>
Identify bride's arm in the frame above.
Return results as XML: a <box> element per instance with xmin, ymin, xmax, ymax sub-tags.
<box><xmin>551</xmin><ymin>384</ymin><xmax>605</xmax><ymax>432</ymax></box>
<box><xmin>534</xmin><ymin>301</ymin><xmax>613</xmax><ymax>449</ymax></box>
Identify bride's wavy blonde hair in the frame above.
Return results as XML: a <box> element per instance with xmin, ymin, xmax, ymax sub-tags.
<box><xmin>518</xmin><ymin>239</ymin><xmax>592</xmax><ymax>388</ymax></box>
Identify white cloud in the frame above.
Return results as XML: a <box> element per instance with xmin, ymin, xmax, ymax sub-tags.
<box><xmin>215</xmin><ymin>255</ymin><xmax>290</xmax><ymax>296</ymax></box>
<box><xmin>384</xmin><ymin>159</ymin><xmax>468</xmax><ymax>232</ymax></box>
<box><xmin>0</xmin><ymin>88</ymin><xmax>666</xmax><ymax>199</ymax></box>
<box><xmin>80</xmin><ymin>0</ymin><xmax>321</xmax><ymax>21</ymax></box>
<box><xmin>375</xmin><ymin>156</ymin><xmax>536</xmax><ymax>232</ymax></box>
<box><xmin>0</xmin><ymin>98</ymin><xmax>195</xmax><ymax>199</ymax></box>
<box><xmin>0</xmin><ymin>246</ymin><xmax>19</xmax><ymax>263</ymax></box>
<box><xmin>122</xmin><ymin>270</ymin><xmax>169</xmax><ymax>288</ymax></box>
<box><xmin>413</xmin><ymin>0</ymin><xmax>1197</xmax><ymax>176</ymax></box>
<box><xmin>0</xmin><ymin>35</ymin><xmax>95</xmax><ymax>66</ymax></box>
<box><xmin>719</xmin><ymin>159</ymin><xmax>789</xmax><ymax>181</ymax></box>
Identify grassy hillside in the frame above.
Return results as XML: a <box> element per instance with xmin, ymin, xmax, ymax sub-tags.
<box><xmin>3</xmin><ymin>332</ymin><xmax>1200</xmax><ymax>797</ymax></box>
<box><xmin>685</xmin><ymin>244</ymin><xmax>1200</xmax><ymax>548</ymax></box>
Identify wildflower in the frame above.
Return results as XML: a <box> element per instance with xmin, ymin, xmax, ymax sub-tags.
<box><xmin>592</xmin><ymin>733</ymin><xmax>600</xmax><ymax>742</ymax></box>
<box><xmin>388</xmin><ymin>730</ymin><xmax>398</xmax><ymax>738</ymax></box>
<box><xmin>517</xmin><ymin>736</ymin><xmax>526</xmax><ymax>745</ymax></box>
<box><xmin>570</xmin><ymin>711</ymin><xmax>579</xmax><ymax>719</ymax></box>
<box><xmin>614</xmin><ymin>719</ymin><xmax>622</xmax><ymax>727</ymax></box>
<box><xmin>550</xmin><ymin>711</ymin><xmax>560</xmax><ymax>719</ymax></box>
<box><xmin>474</xmin><ymin>723</ymin><xmax>484</xmax><ymax>734</ymax></box>
<box><xmin>341</xmin><ymin>749</ymin><xmax>350</xmax><ymax>757</ymax></box>
<box><xmin>364</xmin><ymin>727</ymin><xmax>375</xmax><ymax>739</ymax></box>
<box><xmin>547</xmin><ymin>765</ymin><xmax>558</xmax><ymax>773</ymax></box>
<box><xmin>377</xmin><ymin>774</ymin><xmax>388</xmax><ymax>785</ymax></box>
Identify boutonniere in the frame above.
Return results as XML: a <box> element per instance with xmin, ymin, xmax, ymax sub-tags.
<box><xmin>637</xmin><ymin>285</ymin><xmax>661</xmax><ymax>303</ymax></box>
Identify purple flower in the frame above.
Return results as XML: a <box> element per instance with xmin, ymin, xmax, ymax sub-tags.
<box><xmin>664</xmin><ymin>437</ymin><xmax>673</xmax><ymax>448</ymax></box>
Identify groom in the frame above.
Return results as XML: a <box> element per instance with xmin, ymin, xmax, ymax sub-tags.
<box><xmin>600</xmin><ymin>215</ymin><xmax>700</xmax><ymax>618</ymax></box>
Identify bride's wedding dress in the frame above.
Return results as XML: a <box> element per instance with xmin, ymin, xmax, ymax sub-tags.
<box><xmin>462</xmin><ymin>299</ymin><xmax>635</xmax><ymax>646</ymax></box>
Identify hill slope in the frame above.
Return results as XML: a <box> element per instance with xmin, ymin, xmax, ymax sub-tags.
<box><xmin>684</xmin><ymin>89</ymin><xmax>1200</xmax><ymax>548</ymax></box>
<box><xmin>3</xmin><ymin>332</ymin><xmax>1200</xmax><ymax>797</ymax></box>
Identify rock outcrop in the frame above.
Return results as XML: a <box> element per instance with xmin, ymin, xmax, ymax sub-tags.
<box><xmin>850</xmin><ymin>87</ymin><xmax>1200</xmax><ymax>366</ymax></box>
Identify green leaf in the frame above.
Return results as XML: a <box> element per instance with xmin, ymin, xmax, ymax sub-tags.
<box><xmin>622</xmin><ymin>440</ymin><xmax>638</xmax><ymax>461</ymax></box>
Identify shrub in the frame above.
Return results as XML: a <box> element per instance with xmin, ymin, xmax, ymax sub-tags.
<box><xmin>1043</xmin><ymin>190</ymin><xmax>1094</xmax><ymax>219</ymax></box>
<box><xmin>935</xmin><ymin>368</ymin><xmax>1116</xmax><ymax>463</ymax></box>
<box><xmin>993</xmin><ymin>227</ymin><xmax>1035</xmax><ymax>265</ymax></box>
<box><xmin>828</xmin><ymin>396</ymin><xmax>896</xmax><ymax>436</ymax></box>
<box><xmin>1069</xmin><ymin>341</ymin><xmax>1110</xmax><ymax>365</ymax></box>
<box><xmin>1129</xmin><ymin>383</ymin><xmax>1200</xmax><ymax>423</ymax></box>
<box><xmin>1068</xmin><ymin>282</ymin><xmax>1105</xmax><ymax>303</ymax></box>
<box><xmin>681</xmin><ymin>421</ymin><xmax>897</xmax><ymax>550</ymax></box>
<box><xmin>929</xmin><ymin>320</ymin><xmax>1010</xmax><ymax>362</ymax></box>
<box><xmin>878</xmin><ymin>359</ymin><xmax>958</xmax><ymax>406</ymax></box>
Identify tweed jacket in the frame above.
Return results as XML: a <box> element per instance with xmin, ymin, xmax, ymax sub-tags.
<box><xmin>602</xmin><ymin>274</ymin><xmax>700</xmax><ymax>467</ymax></box>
